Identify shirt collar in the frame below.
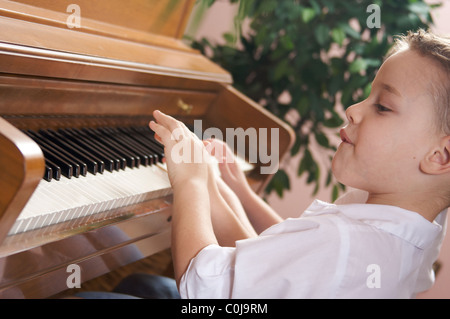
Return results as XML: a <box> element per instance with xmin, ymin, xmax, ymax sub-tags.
<box><xmin>303</xmin><ymin>200</ymin><xmax>446</xmax><ymax>250</ymax></box>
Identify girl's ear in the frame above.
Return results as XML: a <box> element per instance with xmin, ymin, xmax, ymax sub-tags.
<box><xmin>420</xmin><ymin>136</ymin><xmax>450</xmax><ymax>175</ymax></box>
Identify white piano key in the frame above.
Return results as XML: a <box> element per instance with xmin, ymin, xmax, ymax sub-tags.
<box><xmin>9</xmin><ymin>164</ymin><xmax>172</xmax><ymax>235</ymax></box>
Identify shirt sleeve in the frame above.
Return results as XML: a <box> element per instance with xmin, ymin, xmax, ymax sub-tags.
<box><xmin>178</xmin><ymin>216</ymin><xmax>323</xmax><ymax>299</ymax></box>
<box><xmin>179</xmin><ymin>244</ymin><xmax>236</xmax><ymax>299</ymax></box>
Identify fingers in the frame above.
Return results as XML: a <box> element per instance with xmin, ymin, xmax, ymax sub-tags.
<box><xmin>153</xmin><ymin>110</ymin><xmax>182</xmax><ymax>133</ymax></box>
<box><xmin>149</xmin><ymin>110</ymin><xmax>191</xmax><ymax>146</ymax></box>
<box><xmin>202</xmin><ymin>138</ymin><xmax>245</xmax><ymax>184</ymax></box>
<box><xmin>149</xmin><ymin>120</ymin><xmax>171</xmax><ymax>145</ymax></box>
<box><xmin>204</xmin><ymin>138</ymin><xmax>236</xmax><ymax>164</ymax></box>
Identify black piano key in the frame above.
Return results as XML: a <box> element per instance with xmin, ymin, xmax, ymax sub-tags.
<box><xmin>80</xmin><ymin>128</ymin><xmax>127</xmax><ymax>170</ymax></box>
<box><xmin>39</xmin><ymin>129</ymin><xmax>101</xmax><ymax>175</ymax></box>
<box><xmin>43</xmin><ymin>164</ymin><xmax>53</xmax><ymax>182</ymax></box>
<box><xmin>117</xmin><ymin>132</ymin><xmax>154</xmax><ymax>165</ymax></box>
<box><xmin>59</xmin><ymin>128</ymin><xmax>116</xmax><ymax>172</ymax></box>
<box><xmin>85</xmin><ymin>127</ymin><xmax>137</xmax><ymax>169</ymax></box>
<box><xmin>136</xmin><ymin>126</ymin><xmax>165</xmax><ymax>149</ymax></box>
<box><xmin>78</xmin><ymin>128</ymin><xmax>126</xmax><ymax>171</ymax></box>
<box><xmin>102</xmin><ymin>126</ymin><xmax>151</xmax><ymax>166</ymax></box>
<box><xmin>53</xmin><ymin>128</ymin><xmax>105</xmax><ymax>174</ymax></box>
<box><xmin>134</xmin><ymin>127</ymin><xmax>165</xmax><ymax>162</ymax></box>
<box><xmin>98</xmin><ymin>127</ymin><xmax>143</xmax><ymax>168</ymax></box>
<box><xmin>38</xmin><ymin>143</ymin><xmax>73</xmax><ymax>178</ymax></box>
<box><xmin>134</xmin><ymin>126</ymin><xmax>165</xmax><ymax>152</ymax></box>
<box><xmin>121</xmin><ymin>126</ymin><xmax>165</xmax><ymax>163</ymax></box>
<box><xmin>112</xmin><ymin>135</ymin><xmax>151</xmax><ymax>165</ymax></box>
<box><xmin>25</xmin><ymin>130</ymin><xmax>82</xmax><ymax>178</ymax></box>
<box><xmin>101</xmin><ymin>127</ymin><xmax>151</xmax><ymax>166</ymax></box>
<box><xmin>42</xmin><ymin>130</ymin><xmax>89</xmax><ymax>177</ymax></box>
<box><xmin>46</xmin><ymin>158</ymin><xmax>61</xmax><ymax>181</ymax></box>
<box><xmin>117</xmin><ymin>127</ymin><xmax>159</xmax><ymax>164</ymax></box>
<box><xmin>128</xmin><ymin>127</ymin><xmax>162</xmax><ymax>164</ymax></box>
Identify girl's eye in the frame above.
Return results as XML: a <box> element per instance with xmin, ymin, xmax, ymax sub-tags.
<box><xmin>374</xmin><ymin>104</ymin><xmax>391</xmax><ymax>113</ymax></box>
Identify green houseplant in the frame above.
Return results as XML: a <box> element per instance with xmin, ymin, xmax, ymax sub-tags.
<box><xmin>189</xmin><ymin>0</ymin><xmax>440</xmax><ymax>200</ymax></box>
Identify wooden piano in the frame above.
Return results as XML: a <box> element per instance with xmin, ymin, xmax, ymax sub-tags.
<box><xmin>0</xmin><ymin>0</ymin><xmax>294</xmax><ymax>298</ymax></box>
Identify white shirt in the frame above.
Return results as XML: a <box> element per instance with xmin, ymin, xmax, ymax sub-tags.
<box><xmin>179</xmin><ymin>198</ymin><xmax>447</xmax><ymax>299</ymax></box>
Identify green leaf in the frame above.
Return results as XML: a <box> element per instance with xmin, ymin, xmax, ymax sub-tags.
<box><xmin>331</xmin><ymin>27</ymin><xmax>345</xmax><ymax>46</ymax></box>
<box><xmin>301</xmin><ymin>7</ymin><xmax>316</xmax><ymax>23</ymax></box>
<box><xmin>265</xmin><ymin>169</ymin><xmax>290</xmax><ymax>197</ymax></box>
<box><xmin>332</xmin><ymin>184</ymin><xmax>339</xmax><ymax>202</ymax></box>
<box><xmin>290</xmin><ymin>134</ymin><xmax>302</xmax><ymax>156</ymax></box>
<box><xmin>365</xmin><ymin>58</ymin><xmax>382</xmax><ymax>68</ymax></box>
<box><xmin>306</xmin><ymin>160</ymin><xmax>320</xmax><ymax>184</ymax></box>
<box><xmin>273</xmin><ymin>59</ymin><xmax>290</xmax><ymax>81</ymax></box>
<box><xmin>408</xmin><ymin>2</ymin><xmax>430</xmax><ymax>16</ymax></box>
<box><xmin>309</xmin><ymin>0</ymin><xmax>321</xmax><ymax>14</ymax></box>
<box><xmin>314</xmin><ymin>131</ymin><xmax>329</xmax><ymax>148</ymax></box>
<box><xmin>341</xmin><ymin>86</ymin><xmax>354</xmax><ymax>107</ymax></box>
<box><xmin>298</xmin><ymin>148</ymin><xmax>313</xmax><ymax>176</ymax></box>
<box><xmin>325</xmin><ymin>169</ymin><xmax>332</xmax><ymax>187</ymax></box>
<box><xmin>363</xmin><ymin>82</ymin><xmax>372</xmax><ymax>99</ymax></box>
<box><xmin>296</xmin><ymin>95</ymin><xmax>309</xmax><ymax>117</ymax></box>
<box><xmin>323</xmin><ymin>114</ymin><xmax>344</xmax><ymax>128</ymax></box>
<box><xmin>280</xmin><ymin>34</ymin><xmax>294</xmax><ymax>50</ymax></box>
<box><xmin>312</xmin><ymin>182</ymin><xmax>320</xmax><ymax>196</ymax></box>
<box><xmin>314</xmin><ymin>24</ymin><xmax>330</xmax><ymax>46</ymax></box>
<box><xmin>349</xmin><ymin>58</ymin><xmax>368</xmax><ymax>73</ymax></box>
<box><xmin>223</xmin><ymin>32</ymin><xmax>235</xmax><ymax>44</ymax></box>
<box><xmin>341</xmin><ymin>23</ymin><xmax>360</xmax><ymax>40</ymax></box>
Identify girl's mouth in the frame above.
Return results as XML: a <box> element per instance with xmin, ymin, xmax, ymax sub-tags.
<box><xmin>339</xmin><ymin>129</ymin><xmax>353</xmax><ymax>144</ymax></box>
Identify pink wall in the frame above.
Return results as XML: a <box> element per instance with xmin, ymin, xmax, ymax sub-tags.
<box><xmin>191</xmin><ymin>0</ymin><xmax>450</xmax><ymax>298</ymax></box>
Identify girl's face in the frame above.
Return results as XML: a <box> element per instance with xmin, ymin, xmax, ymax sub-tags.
<box><xmin>332</xmin><ymin>49</ymin><xmax>442</xmax><ymax>196</ymax></box>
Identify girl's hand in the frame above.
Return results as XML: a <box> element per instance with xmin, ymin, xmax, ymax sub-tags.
<box><xmin>205</xmin><ymin>138</ymin><xmax>252</xmax><ymax>197</ymax></box>
<box><xmin>205</xmin><ymin>139</ymin><xmax>282</xmax><ymax>234</ymax></box>
<box><xmin>149</xmin><ymin>110</ymin><xmax>212</xmax><ymax>189</ymax></box>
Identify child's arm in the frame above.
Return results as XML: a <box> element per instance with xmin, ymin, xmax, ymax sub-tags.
<box><xmin>149</xmin><ymin>111</ymin><xmax>253</xmax><ymax>284</ymax></box>
<box><xmin>208</xmin><ymin>173</ymin><xmax>258</xmax><ymax>246</ymax></box>
<box><xmin>221</xmin><ymin>160</ymin><xmax>283</xmax><ymax>233</ymax></box>
<box><xmin>207</xmin><ymin>139</ymin><xmax>283</xmax><ymax>233</ymax></box>
<box><xmin>214</xmin><ymin>175</ymin><xmax>258</xmax><ymax>237</ymax></box>
<box><xmin>150</xmin><ymin>111</ymin><xmax>216</xmax><ymax>285</ymax></box>
<box><xmin>170</xmin><ymin>178</ymin><xmax>216</xmax><ymax>285</ymax></box>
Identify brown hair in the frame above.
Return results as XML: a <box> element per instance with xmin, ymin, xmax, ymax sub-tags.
<box><xmin>387</xmin><ymin>29</ymin><xmax>450</xmax><ymax>135</ymax></box>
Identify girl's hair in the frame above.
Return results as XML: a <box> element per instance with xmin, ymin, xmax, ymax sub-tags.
<box><xmin>386</xmin><ymin>29</ymin><xmax>450</xmax><ymax>134</ymax></box>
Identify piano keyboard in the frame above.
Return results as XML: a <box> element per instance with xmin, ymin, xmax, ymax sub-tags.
<box><xmin>9</xmin><ymin>125</ymin><xmax>172</xmax><ymax>235</ymax></box>
<box><xmin>9</xmin><ymin>124</ymin><xmax>253</xmax><ymax>236</ymax></box>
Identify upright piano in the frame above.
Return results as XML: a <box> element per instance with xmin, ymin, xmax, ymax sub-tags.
<box><xmin>0</xmin><ymin>0</ymin><xmax>294</xmax><ymax>298</ymax></box>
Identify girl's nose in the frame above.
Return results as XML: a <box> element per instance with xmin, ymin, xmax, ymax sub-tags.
<box><xmin>345</xmin><ymin>102</ymin><xmax>364</xmax><ymax>124</ymax></box>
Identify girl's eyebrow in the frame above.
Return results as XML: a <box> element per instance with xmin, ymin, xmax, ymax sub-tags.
<box><xmin>381</xmin><ymin>83</ymin><xmax>402</xmax><ymax>97</ymax></box>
